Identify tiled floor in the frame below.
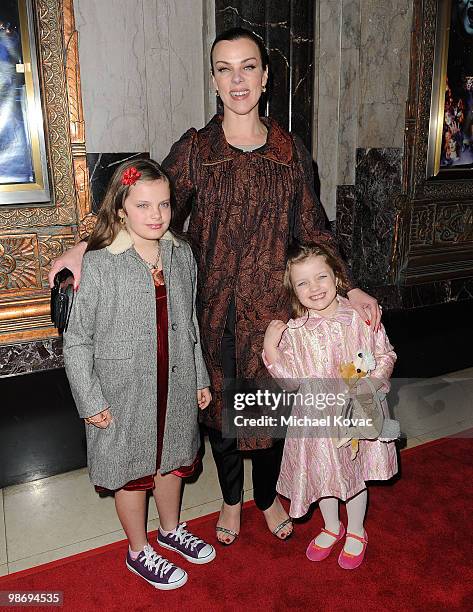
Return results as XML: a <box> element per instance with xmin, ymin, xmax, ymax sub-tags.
<box><xmin>0</xmin><ymin>438</ymin><xmax>253</xmax><ymax>574</ymax></box>
<box><xmin>0</xmin><ymin>367</ymin><xmax>471</xmax><ymax>575</ymax></box>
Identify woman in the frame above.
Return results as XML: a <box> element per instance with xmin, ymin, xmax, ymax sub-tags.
<box><xmin>49</xmin><ymin>27</ymin><xmax>380</xmax><ymax>545</ymax></box>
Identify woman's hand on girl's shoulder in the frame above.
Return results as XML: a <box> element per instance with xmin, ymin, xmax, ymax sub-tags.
<box><xmin>197</xmin><ymin>387</ymin><xmax>212</xmax><ymax>410</ymax></box>
<box><xmin>48</xmin><ymin>240</ymin><xmax>88</xmax><ymax>290</ymax></box>
<box><xmin>84</xmin><ymin>407</ymin><xmax>113</xmax><ymax>428</ymax></box>
<box><xmin>346</xmin><ymin>288</ymin><xmax>381</xmax><ymax>332</ymax></box>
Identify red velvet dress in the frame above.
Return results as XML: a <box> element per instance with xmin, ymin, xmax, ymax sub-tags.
<box><xmin>95</xmin><ymin>269</ymin><xmax>198</xmax><ymax>493</ymax></box>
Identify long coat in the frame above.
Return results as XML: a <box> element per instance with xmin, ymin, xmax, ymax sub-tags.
<box><xmin>63</xmin><ymin>230</ymin><xmax>210</xmax><ymax>490</ymax></box>
<box><xmin>162</xmin><ymin>114</ymin><xmax>353</xmax><ymax>449</ymax></box>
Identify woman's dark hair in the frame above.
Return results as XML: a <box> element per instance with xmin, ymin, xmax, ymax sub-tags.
<box><xmin>210</xmin><ymin>27</ymin><xmax>269</xmax><ymax>74</ymax></box>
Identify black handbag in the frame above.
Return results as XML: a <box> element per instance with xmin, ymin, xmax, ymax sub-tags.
<box><xmin>50</xmin><ymin>268</ymin><xmax>74</xmax><ymax>334</ymax></box>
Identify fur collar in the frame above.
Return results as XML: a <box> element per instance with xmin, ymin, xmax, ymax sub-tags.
<box><xmin>106</xmin><ymin>229</ymin><xmax>180</xmax><ymax>255</ymax></box>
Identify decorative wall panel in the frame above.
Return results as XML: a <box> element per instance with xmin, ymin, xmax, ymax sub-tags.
<box><xmin>397</xmin><ymin>0</ymin><xmax>473</xmax><ymax>285</ymax></box>
<box><xmin>0</xmin><ymin>0</ymin><xmax>91</xmax><ymax>344</ymax></box>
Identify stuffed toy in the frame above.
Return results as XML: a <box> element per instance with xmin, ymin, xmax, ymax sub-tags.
<box><xmin>337</xmin><ymin>350</ymin><xmax>399</xmax><ymax>459</ymax></box>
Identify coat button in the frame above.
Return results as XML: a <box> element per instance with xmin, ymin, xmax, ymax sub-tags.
<box><xmin>172</xmin><ymin>365</ymin><xmax>178</xmax><ymax>373</ymax></box>
<box><xmin>171</xmin><ymin>323</ymin><xmax>177</xmax><ymax>331</ymax></box>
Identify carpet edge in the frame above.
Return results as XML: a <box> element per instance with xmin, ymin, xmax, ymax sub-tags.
<box><xmin>0</xmin><ymin>500</ymin><xmax>256</xmax><ymax>583</ymax></box>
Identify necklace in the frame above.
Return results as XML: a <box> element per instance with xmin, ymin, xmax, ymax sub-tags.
<box><xmin>140</xmin><ymin>242</ymin><xmax>161</xmax><ymax>271</ymax></box>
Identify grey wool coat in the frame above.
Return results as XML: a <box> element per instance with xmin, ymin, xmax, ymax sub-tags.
<box><xmin>63</xmin><ymin>230</ymin><xmax>210</xmax><ymax>490</ymax></box>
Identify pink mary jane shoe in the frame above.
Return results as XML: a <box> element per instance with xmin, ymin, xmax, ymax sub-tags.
<box><xmin>338</xmin><ymin>530</ymin><xmax>368</xmax><ymax>570</ymax></box>
<box><xmin>306</xmin><ymin>523</ymin><xmax>346</xmax><ymax>562</ymax></box>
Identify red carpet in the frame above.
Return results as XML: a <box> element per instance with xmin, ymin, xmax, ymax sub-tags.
<box><xmin>1</xmin><ymin>436</ymin><xmax>472</xmax><ymax>611</ymax></box>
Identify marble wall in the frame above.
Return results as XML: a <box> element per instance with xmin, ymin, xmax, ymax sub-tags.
<box><xmin>0</xmin><ymin>339</ymin><xmax>64</xmax><ymax>378</ymax></box>
<box><xmin>313</xmin><ymin>0</ymin><xmax>412</xmax><ymax>220</ymax></box>
<box><xmin>215</xmin><ymin>0</ymin><xmax>315</xmax><ymax>151</ymax></box>
<box><xmin>74</xmin><ymin>0</ymin><xmax>217</xmax><ymax>219</ymax></box>
<box><xmin>327</xmin><ymin>2</ymin><xmax>473</xmax><ymax>311</ymax></box>
<box><xmin>336</xmin><ymin>147</ymin><xmax>404</xmax><ymax>304</ymax></box>
<box><xmin>74</xmin><ymin>0</ymin><xmax>216</xmax><ymax>162</ymax></box>
<box><xmin>358</xmin><ymin>0</ymin><xmax>411</xmax><ymax>149</ymax></box>
<box><xmin>62</xmin><ymin>0</ymin><xmax>411</xmax><ymax>231</ymax></box>
<box><xmin>335</xmin><ymin>146</ymin><xmax>473</xmax><ymax>310</ymax></box>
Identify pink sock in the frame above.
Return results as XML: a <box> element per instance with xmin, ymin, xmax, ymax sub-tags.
<box><xmin>129</xmin><ymin>546</ymin><xmax>143</xmax><ymax>560</ymax></box>
<box><xmin>159</xmin><ymin>525</ymin><xmax>178</xmax><ymax>537</ymax></box>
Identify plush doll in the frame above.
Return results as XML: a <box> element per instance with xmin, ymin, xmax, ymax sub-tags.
<box><xmin>337</xmin><ymin>350</ymin><xmax>384</xmax><ymax>460</ymax></box>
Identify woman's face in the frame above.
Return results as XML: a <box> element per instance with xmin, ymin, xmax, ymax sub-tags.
<box><xmin>212</xmin><ymin>37</ymin><xmax>268</xmax><ymax>117</ymax></box>
<box><xmin>119</xmin><ymin>179</ymin><xmax>171</xmax><ymax>246</ymax></box>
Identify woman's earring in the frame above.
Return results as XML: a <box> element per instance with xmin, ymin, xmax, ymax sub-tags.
<box><xmin>215</xmin><ymin>89</ymin><xmax>219</xmax><ymax>97</ymax></box>
<box><xmin>119</xmin><ymin>215</ymin><xmax>125</xmax><ymax>225</ymax></box>
<box><xmin>262</xmin><ymin>85</ymin><xmax>267</xmax><ymax>93</ymax></box>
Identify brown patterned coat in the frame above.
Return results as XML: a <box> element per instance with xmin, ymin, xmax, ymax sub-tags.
<box><xmin>162</xmin><ymin>114</ymin><xmax>353</xmax><ymax>449</ymax></box>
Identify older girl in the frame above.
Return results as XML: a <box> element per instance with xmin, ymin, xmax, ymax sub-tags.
<box><xmin>63</xmin><ymin>159</ymin><xmax>215</xmax><ymax>590</ymax></box>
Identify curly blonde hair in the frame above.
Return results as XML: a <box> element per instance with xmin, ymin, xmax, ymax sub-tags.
<box><xmin>284</xmin><ymin>242</ymin><xmax>350</xmax><ymax>317</ymax></box>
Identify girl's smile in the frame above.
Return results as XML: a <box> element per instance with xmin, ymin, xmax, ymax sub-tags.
<box><xmin>307</xmin><ymin>291</ymin><xmax>328</xmax><ymax>302</ymax></box>
<box><xmin>290</xmin><ymin>255</ymin><xmax>338</xmax><ymax>317</ymax></box>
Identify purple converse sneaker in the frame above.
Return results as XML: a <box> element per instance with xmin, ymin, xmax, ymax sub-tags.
<box><xmin>126</xmin><ymin>544</ymin><xmax>187</xmax><ymax>590</ymax></box>
<box><xmin>157</xmin><ymin>522</ymin><xmax>216</xmax><ymax>564</ymax></box>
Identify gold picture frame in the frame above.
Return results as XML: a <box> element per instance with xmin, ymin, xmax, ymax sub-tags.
<box><xmin>0</xmin><ymin>0</ymin><xmax>93</xmax><ymax>344</ymax></box>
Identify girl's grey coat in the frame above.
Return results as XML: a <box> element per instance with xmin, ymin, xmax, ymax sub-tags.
<box><xmin>63</xmin><ymin>230</ymin><xmax>210</xmax><ymax>490</ymax></box>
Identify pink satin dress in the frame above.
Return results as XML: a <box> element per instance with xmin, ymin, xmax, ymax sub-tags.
<box><xmin>263</xmin><ymin>296</ymin><xmax>398</xmax><ymax>518</ymax></box>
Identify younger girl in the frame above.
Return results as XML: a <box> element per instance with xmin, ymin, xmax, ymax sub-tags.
<box><xmin>64</xmin><ymin>159</ymin><xmax>215</xmax><ymax>590</ymax></box>
<box><xmin>263</xmin><ymin>242</ymin><xmax>398</xmax><ymax>569</ymax></box>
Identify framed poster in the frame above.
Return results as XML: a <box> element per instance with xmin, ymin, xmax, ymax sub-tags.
<box><xmin>427</xmin><ymin>0</ymin><xmax>473</xmax><ymax>179</ymax></box>
<box><xmin>0</xmin><ymin>0</ymin><xmax>50</xmax><ymax>205</ymax></box>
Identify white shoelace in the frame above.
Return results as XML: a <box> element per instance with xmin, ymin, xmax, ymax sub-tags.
<box><xmin>169</xmin><ymin>522</ymin><xmax>204</xmax><ymax>551</ymax></box>
<box><xmin>140</xmin><ymin>544</ymin><xmax>174</xmax><ymax>578</ymax></box>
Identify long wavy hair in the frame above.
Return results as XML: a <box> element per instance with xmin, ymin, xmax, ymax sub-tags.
<box><xmin>284</xmin><ymin>242</ymin><xmax>350</xmax><ymax>318</ymax></box>
<box><xmin>86</xmin><ymin>158</ymin><xmax>173</xmax><ymax>253</ymax></box>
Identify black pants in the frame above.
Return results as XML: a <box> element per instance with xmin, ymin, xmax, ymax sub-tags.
<box><xmin>208</xmin><ymin>298</ymin><xmax>284</xmax><ymax>511</ymax></box>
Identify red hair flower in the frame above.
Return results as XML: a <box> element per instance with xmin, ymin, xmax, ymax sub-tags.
<box><xmin>121</xmin><ymin>167</ymin><xmax>141</xmax><ymax>186</ymax></box>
